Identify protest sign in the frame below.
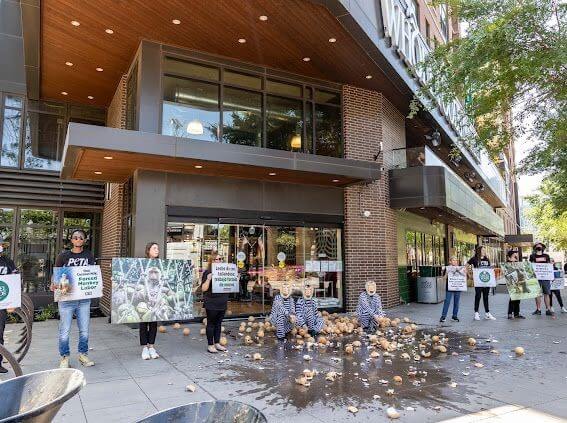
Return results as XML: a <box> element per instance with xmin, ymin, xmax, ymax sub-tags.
<box><xmin>0</xmin><ymin>273</ymin><xmax>21</xmax><ymax>309</ymax></box>
<box><xmin>500</xmin><ymin>262</ymin><xmax>542</xmax><ymax>301</ymax></box>
<box><xmin>111</xmin><ymin>258</ymin><xmax>195</xmax><ymax>324</ymax></box>
<box><xmin>473</xmin><ymin>268</ymin><xmax>496</xmax><ymax>288</ymax></box>
<box><xmin>446</xmin><ymin>266</ymin><xmax>467</xmax><ymax>291</ymax></box>
<box><xmin>551</xmin><ymin>270</ymin><xmax>564</xmax><ymax>290</ymax></box>
<box><xmin>212</xmin><ymin>263</ymin><xmax>239</xmax><ymax>293</ymax></box>
<box><xmin>53</xmin><ymin>265</ymin><xmax>102</xmax><ymax>302</ymax></box>
<box><xmin>531</xmin><ymin>263</ymin><xmax>554</xmax><ymax>280</ymax></box>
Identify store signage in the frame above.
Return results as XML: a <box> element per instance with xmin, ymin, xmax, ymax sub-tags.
<box><xmin>446</xmin><ymin>266</ymin><xmax>467</xmax><ymax>291</ymax></box>
<box><xmin>0</xmin><ymin>273</ymin><xmax>21</xmax><ymax>309</ymax></box>
<box><xmin>212</xmin><ymin>263</ymin><xmax>239</xmax><ymax>293</ymax></box>
<box><xmin>531</xmin><ymin>263</ymin><xmax>554</xmax><ymax>281</ymax></box>
<box><xmin>473</xmin><ymin>268</ymin><xmax>496</xmax><ymax>288</ymax></box>
<box><xmin>53</xmin><ymin>265</ymin><xmax>103</xmax><ymax>302</ymax></box>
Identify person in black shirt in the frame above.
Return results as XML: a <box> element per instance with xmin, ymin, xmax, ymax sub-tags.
<box><xmin>506</xmin><ymin>250</ymin><xmax>525</xmax><ymax>319</ymax></box>
<box><xmin>0</xmin><ymin>240</ymin><xmax>18</xmax><ymax>374</ymax></box>
<box><xmin>550</xmin><ymin>260</ymin><xmax>566</xmax><ymax>313</ymax></box>
<box><xmin>139</xmin><ymin>242</ymin><xmax>161</xmax><ymax>360</ymax></box>
<box><xmin>529</xmin><ymin>242</ymin><xmax>554</xmax><ymax>316</ymax></box>
<box><xmin>200</xmin><ymin>253</ymin><xmax>229</xmax><ymax>353</ymax></box>
<box><xmin>51</xmin><ymin>229</ymin><xmax>96</xmax><ymax>368</ymax></box>
<box><xmin>467</xmin><ymin>246</ymin><xmax>496</xmax><ymax>321</ymax></box>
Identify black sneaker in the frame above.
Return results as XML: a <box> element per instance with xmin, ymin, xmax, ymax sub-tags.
<box><xmin>440</xmin><ymin>317</ymin><xmax>446</xmax><ymax>323</ymax></box>
<box><xmin>532</xmin><ymin>310</ymin><xmax>541</xmax><ymax>315</ymax></box>
<box><xmin>451</xmin><ymin>316</ymin><xmax>459</xmax><ymax>322</ymax></box>
<box><xmin>516</xmin><ymin>315</ymin><xmax>526</xmax><ymax>319</ymax></box>
<box><xmin>0</xmin><ymin>366</ymin><xmax>8</xmax><ymax>374</ymax></box>
<box><xmin>546</xmin><ymin>310</ymin><xmax>555</xmax><ymax>316</ymax></box>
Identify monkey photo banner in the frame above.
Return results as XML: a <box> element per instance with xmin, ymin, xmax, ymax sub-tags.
<box><xmin>111</xmin><ymin>258</ymin><xmax>195</xmax><ymax>324</ymax></box>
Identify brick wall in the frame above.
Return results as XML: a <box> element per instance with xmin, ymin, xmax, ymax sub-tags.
<box><xmin>99</xmin><ymin>75</ymin><xmax>127</xmax><ymax>315</ymax></box>
<box><xmin>343</xmin><ymin>85</ymin><xmax>405</xmax><ymax>311</ymax></box>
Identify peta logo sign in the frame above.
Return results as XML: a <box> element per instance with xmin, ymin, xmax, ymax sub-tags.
<box><xmin>0</xmin><ymin>280</ymin><xmax>9</xmax><ymax>301</ymax></box>
<box><xmin>68</xmin><ymin>258</ymin><xmax>91</xmax><ymax>266</ymax></box>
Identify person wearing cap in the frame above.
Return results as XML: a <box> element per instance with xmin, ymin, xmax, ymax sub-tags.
<box><xmin>0</xmin><ymin>239</ymin><xmax>18</xmax><ymax>374</ymax></box>
<box><xmin>529</xmin><ymin>242</ymin><xmax>554</xmax><ymax>317</ymax></box>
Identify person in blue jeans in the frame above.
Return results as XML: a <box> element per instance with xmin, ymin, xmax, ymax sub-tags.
<box><xmin>440</xmin><ymin>256</ymin><xmax>462</xmax><ymax>323</ymax></box>
<box><xmin>50</xmin><ymin>229</ymin><xmax>96</xmax><ymax>368</ymax></box>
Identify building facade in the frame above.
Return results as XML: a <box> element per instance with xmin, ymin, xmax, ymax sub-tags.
<box><xmin>1</xmin><ymin>0</ymin><xmax>519</xmax><ymax>314</ymax></box>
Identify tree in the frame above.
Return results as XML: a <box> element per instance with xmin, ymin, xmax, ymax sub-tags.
<box><xmin>416</xmin><ymin>0</ymin><xmax>566</xmax><ymax>212</ymax></box>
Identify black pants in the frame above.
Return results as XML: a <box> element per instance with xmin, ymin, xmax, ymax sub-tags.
<box><xmin>550</xmin><ymin>290</ymin><xmax>564</xmax><ymax>308</ymax></box>
<box><xmin>508</xmin><ymin>299</ymin><xmax>520</xmax><ymax>316</ymax></box>
<box><xmin>205</xmin><ymin>309</ymin><xmax>226</xmax><ymax>346</ymax></box>
<box><xmin>474</xmin><ymin>287</ymin><xmax>490</xmax><ymax>312</ymax></box>
<box><xmin>139</xmin><ymin>322</ymin><xmax>157</xmax><ymax>346</ymax></box>
<box><xmin>0</xmin><ymin>310</ymin><xmax>6</xmax><ymax>362</ymax></box>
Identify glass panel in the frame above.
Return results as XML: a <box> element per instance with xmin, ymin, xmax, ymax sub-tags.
<box><xmin>23</xmin><ymin>111</ymin><xmax>64</xmax><ymax>170</ymax></box>
<box><xmin>1</xmin><ymin>108</ymin><xmax>22</xmax><ymax>167</ymax></box>
<box><xmin>406</xmin><ymin>231</ymin><xmax>417</xmax><ymax>272</ymax></box>
<box><xmin>315</xmin><ymin>89</ymin><xmax>340</xmax><ymax>105</ymax></box>
<box><xmin>222</xmin><ymin>87</ymin><xmax>262</xmax><ymax>147</ymax></box>
<box><xmin>224</xmin><ymin>70</ymin><xmax>262</xmax><ymax>90</ymax></box>
<box><xmin>62</xmin><ymin>211</ymin><xmax>100</xmax><ymax>256</ymax></box>
<box><xmin>17</xmin><ymin>209</ymin><xmax>58</xmax><ymax>294</ymax></box>
<box><xmin>315</xmin><ymin>103</ymin><xmax>342</xmax><ymax>157</ymax></box>
<box><xmin>162</xmin><ymin>76</ymin><xmax>220</xmax><ymax>141</ymax></box>
<box><xmin>0</xmin><ymin>208</ymin><xmax>15</xmax><ymax>259</ymax></box>
<box><xmin>305</xmin><ymin>87</ymin><xmax>313</xmax><ymax>100</ymax></box>
<box><xmin>164</xmin><ymin>58</ymin><xmax>219</xmax><ymax>80</ymax></box>
<box><xmin>305</xmin><ymin>103</ymin><xmax>313</xmax><ymax>153</ymax></box>
<box><xmin>5</xmin><ymin>95</ymin><xmax>23</xmax><ymax>109</ymax></box>
<box><xmin>266</xmin><ymin>95</ymin><xmax>303</xmax><ymax>151</ymax></box>
<box><xmin>266</xmin><ymin>80</ymin><xmax>302</xmax><ymax>97</ymax></box>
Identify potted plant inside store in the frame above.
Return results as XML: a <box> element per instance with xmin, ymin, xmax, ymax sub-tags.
<box><xmin>448</xmin><ymin>146</ymin><xmax>463</xmax><ymax>167</ymax></box>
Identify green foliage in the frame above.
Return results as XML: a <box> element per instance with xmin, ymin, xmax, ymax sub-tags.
<box><xmin>34</xmin><ymin>303</ymin><xmax>58</xmax><ymax>322</ymax></box>
<box><xmin>416</xmin><ymin>0</ymin><xmax>567</xmax><ymax>212</ymax></box>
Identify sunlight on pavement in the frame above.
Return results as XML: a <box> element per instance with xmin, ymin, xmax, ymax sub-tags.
<box><xmin>441</xmin><ymin>405</ymin><xmax>565</xmax><ymax>422</ymax></box>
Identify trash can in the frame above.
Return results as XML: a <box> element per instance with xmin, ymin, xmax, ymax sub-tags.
<box><xmin>137</xmin><ymin>400</ymin><xmax>267</xmax><ymax>423</ymax></box>
<box><xmin>417</xmin><ymin>276</ymin><xmax>446</xmax><ymax>304</ymax></box>
<box><xmin>0</xmin><ymin>369</ymin><xmax>85</xmax><ymax>423</ymax></box>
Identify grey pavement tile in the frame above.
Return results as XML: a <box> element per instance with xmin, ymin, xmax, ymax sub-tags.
<box><xmin>52</xmin><ymin>394</ymin><xmax>86</xmax><ymax>423</ymax></box>
<box><xmin>531</xmin><ymin>397</ymin><xmax>567</xmax><ymax>422</ymax></box>
<box><xmin>134</xmin><ymin>370</ymin><xmax>196</xmax><ymax>400</ymax></box>
<box><xmin>84</xmin><ymin>401</ymin><xmax>157</xmax><ymax>423</ymax></box>
<box><xmin>79</xmin><ymin>378</ymin><xmax>149</xmax><ymax>411</ymax></box>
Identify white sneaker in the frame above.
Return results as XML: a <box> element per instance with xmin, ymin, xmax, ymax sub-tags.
<box><xmin>142</xmin><ymin>346</ymin><xmax>150</xmax><ymax>360</ymax></box>
<box><xmin>474</xmin><ymin>312</ymin><xmax>481</xmax><ymax>321</ymax></box>
<box><xmin>59</xmin><ymin>356</ymin><xmax>70</xmax><ymax>368</ymax></box>
<box><xmin>148</xmin><ymin>347</ymin><xmax>159</xmax><ymax>359</ymax></box>
<box><xmin>550</xmin><ymin>307</ymin><xmax>555</xmax><ymax>313</ymax></box>
<box><xmin>485</xmin><ymin>312</ymin><xmax>496</xmax><ymax>320</ymax></box>
<box><xmin>562</xmin><ymin>307</ymin><xmax>567</xmax><ymax>313</ymax></box>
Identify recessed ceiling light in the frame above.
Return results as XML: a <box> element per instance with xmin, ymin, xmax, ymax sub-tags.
<box><xmin>329</xmin><ymin>37</ymin><xmax>337</xmax><ymax>43</ymax></box>
<box><xmin>365</xmin><ymin>75</ymin><xmax>373</xmax><ymax>79</ymax></box>
<box><xmin>94</xmin><ymin>171</ymin><xmax>102</xmax><ymax>175</ymax></box>
<box><xmin>259</xmin><ymin>15</ymin><xmax>268</xmax><ymax>21</ymax></box>
<box><xmin>105</xmin><ymin>28</ymin><xmax>114</xmax><ymax>34</ymax></box>
<box><xmin>103</xmin><ymin>156</ymin><xmax>113</xmax><ymax>160</ymax></box>
<box><xmin>87</xmin><ymin>95</ymin><xmax>94</xmax><ymax>99</ymax></box>
<box><xmin>194</xmin><ymin>165</ymin><xmax>203</xmax><ymax>169</ymax></box>
<box><xmin>238</xmin><ymin>38</ymin><xmax>246</xmax><ymax>43</ymax></box>
<box><xmin>268</xmin><ymin>172</ymin><xmax>277</xmax><ymax>176</ymax></box>
<box><xmin>61</xmin><ymin>91</ymin><xmax>68</xmax><ymax>95</ymax></box>
<box><xmin>65</xmin><ymin>61</ymin><xmax>73</xmax><ymax>66</ymax></box>
<box><xmin>332</xmin><ymin>179</ymin><xmax>340</xmax><ymax>182</ymax></box>
<box><xmin>96</xmin><ymin>67</ymin><xmax>103</xmax><ymax>72</ymax></box>
<box><xmin>172</xmin><ymin>19</ymin><xmax>181</xmax><ymax>25</ymax></box>
<box><xmin>302</xmin><ymin>57</ymin><xmax>311</xmax><ymax>62</ymax></box>
<box><xmin>71</xmin><ymin>20</ymin><xmax>80</xmax><ymax>26</ymax></box>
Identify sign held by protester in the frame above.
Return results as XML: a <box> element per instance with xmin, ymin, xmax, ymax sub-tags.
<box><xmin>551</xmin><ymin>270</ymin><xmax>565</xmax><ymax>291</ymax></box>
<box><xmin>0</xmin><ymin>273</ymin><xmax>21</xmax><ymax>309</ymax></box>
<box><xmin>53</xmin><ymin>265</ymin><xmax>102</xmax><ymax>302</ymax></box>
<box><xmin>473</xmin><ymin>268</ymin><xmax>496</xmax><ymax>288</ymax></box>
<box><xmin>111</xmin><ymin>258</ymin><xmax>195</xmax><ymax>324</ymax></box>
<box><xmin>500</xmin><ymin>262</ymin><xmax>542</xmax><ymax>301</ymax></box>
<box><xmin>531</xmin><ymin>263</ymin><xmax>554</xmax><ymax>281</ymax></box>
<box><xmin>447</xmin><ymin>266</ymin><xmax>467</xmax><ymax>291</ymax></box>
<box><xmin>212</xmin><ymin>263</ymin><xmax>239</xmax><ymax>293</ymax></box>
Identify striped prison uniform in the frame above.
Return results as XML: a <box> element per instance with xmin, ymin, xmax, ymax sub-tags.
<box><xmin>269</xmin><ymin>295</ymin><xmax>296</xmax><ymax>339</ymax></box>
<box><xmin>296</xmin><ymin>298</ymin><xmax>325</xmax><ymax>334</ymax></box>
<box><xmin>356</xmin><ymin>291</ymin><xmax>385</xmax><ymax>333</ymax></box>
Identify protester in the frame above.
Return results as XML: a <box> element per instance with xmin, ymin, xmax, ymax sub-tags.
<box><xmin>467</xmin><ymin>246</ymin><xmax>496</xmax><ymax>320</ymax></box>
<box><xmin>0</xmin><ymin>239</ymin><xmax>18</xmax><ymax>374</ymax></box>
<box><xmin>529</xmin><ymin>242</ymin><xmax>554</xmax><ymax>316</ymax></box>
<box><xmin>506</xmin><ymin>250</ymin><xmax>525</xmax><ymax>319</ymax></box>
<box><xmin>439</xmin><ymin>256</ymin><xmax>462</xmax><ymax>323</ymax></box>
<box><xmin>357</xmin><ymin>280</ymin><xmax>385</xmax><ymax>332</ymax></box>
<box><xmin>140</xmin><ymin>242</ymin><xmax>161</xmax><ymax>360</ymax></box>
<box><xmin>296</xmin><ymin>282</ymin><xmax>324</xmax><ymax>335</ymax></box>
<box><xmin>200</xmin><ymin>253</ymin><xmax>229</xmax><ymax>353</ymax></box>
<box><xmin>550</xmin><ymin>260</ymin><xmax>567</xmax><ymax>313</ymax></box>
<box><xmin>269</xmin><ymin>280</ymin><xmax>296</xmax><ymax>340</ymax></box>
<box><xmin>51</xmin><ymin>229</ymin><xmax>96</xmax><ymax>368</ymax></box>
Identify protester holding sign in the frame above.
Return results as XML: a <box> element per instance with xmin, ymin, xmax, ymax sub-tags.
<box><xmin>467</xmin><ymin>246</ymin><xmax>496</xmax><ymax>321</ymax></box>
<box><xmin>51</xmin><ymin>229</ymin><xmax>96</xmax><ymax>368</ymax></box>
<box><xmin>506</xmin><ymin>250</ymin><xmax>525</xmax><ymax>319</ymax></box>
<box><xmin>529</xmin><ymin>242</ymin><xmax>554</xmax><ymax>317</ymax></box>
<box><xmin>138</xmin><ymin>242</ymin><xmax>161</xmax><ymax>360</ymax></box>
<box><xmin>200</xmin><ymin>253</ymin><xmax>229</xmax><ymax>353</ymax></box>
<box><xmin>439</xmin><ymin>256</ymin><xmax>464</xmax><ymax>323</ymax></box>
<box><xmin>550</xmin><ymin>261</ymin><xmax>566</xmax><ymax>313</ymax></box>
<box><xmin>0</xmin><ymin>240</ymin><xmax>18</xmax><ymax>374</ymax></box>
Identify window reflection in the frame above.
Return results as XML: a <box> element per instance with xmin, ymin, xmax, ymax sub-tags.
<box><xmin>315</xmin><ymin>104</ymin><xmax>342</xmax><ymax>157</ymax></box>
<box><xmin>222</xmin><ymin>87</ymin><xmax>262</xmax><ymax>147</ymax></box>
<box><xmin>266</xmin><ymin>95</ymin><xmax>303</xmax><ymax>152</ymax></box>
<box><xmin>24</xmin><ymin>111</ymin><xmax>65</xmax><ymax>171</ymax></box>
<box><xmin>1</xmin><ymin>107</ymin><xmax>22</xmax><ymax>168</ymax></box>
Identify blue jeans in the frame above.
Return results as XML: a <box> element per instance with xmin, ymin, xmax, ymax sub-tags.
<box><xmin>58</xmin><ymin>299</ymin><xmax>91</xmax><ymax>357</ymax></box>
<box><xmin>441</xmin><ymin>291</ymin><xmax>461</xmax><ymax>318</ymax></box>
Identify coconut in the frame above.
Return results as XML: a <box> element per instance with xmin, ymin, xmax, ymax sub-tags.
<box><xmin>252</xmin><ymin>322</ymin><xmax>259</xmax><ymax>329</ymax></box>
<box><xmin>347</xmin><ymin>406</ymin><xmax>358</xmax><ymax>414</ymax></box>
<box><xmin>370</xmin><ymin>351</ymin><xmax>380</xmax><ymax>358</ymax></box>
<box><xmin>244</xmin><ymin>335</ymin><xmax>253</xmax><ymax>345</ymax></box>
<box><xmin>393</xmin><ymin>375</ymin><xmax>403</xmax><ymax>383</ymax></box>
<box><xmin>474</xmin><ymin>362</ymin><xmax>484</xmax><ymax>368</ymax></box>
<box><xmin>291</xmin><ymin>328</ymin><xmax>298</xmax><ymax>336</ymax></box>
<box><xmin>345</xmin><ymin>344</ymin><xmax>354</xmax><ymax>354</ymax></box>
<box><xmin>257</xmin><ymin>329</ymin><xmax>265</xmax><ymax>338</ymax></box>
<box><xmin>158</xmin><ymin>325</ymin><xmax>167</xmax><ymax>333</ymax></box>
<box><xmin>421</xmin><ymin>350</ymin><xmax>431</xmax><ymax>358</ymax></box>
<box><xmin>386</xmin><ymin>388</ymin><xmax>395</xmax><ymax>395</ymax></box>
<box><xmin>431</xmin><ymin>335</ymin><xmax>440</xmax><ymax>343</ymax></box>
<box><xmin>295</xmin><ymin>376</ymin><xmax>311</xmax><ymax>387</ymax></box>
<box><xmin>403</xmin><ymin>325</ymin><xmax>414</xmax><ymax>335</ymax></box>
<box><xmin>514</xmin><ymin>346</ymin><xmax>525</xmax><ymax>356</ymax></box>
<box><xmin>199</xmin><ymin>328</ymin><xmax>206</xmax><ymax>336</ymax></box>
<box><xmin>400</xmin><ymin>352</ymin><xmax>411</xmax><ymax>360</ymax></box>
<box><xmin>318</xmin><ymin>336</ymin><xmax>328</xmax><ymax>345</ymax></box>
<box><xmin>386</xmin><ymin>407</ymin><xmax>401</xmax><ymax>419</ymax></box>
<box><xmin>185</xmin><ymin>384</ymin><xmax>196</xmax><ymax>392</ymax></box>
<box><xmin>467</xmin><ymin>337</ymin><xmax>477</xmax><ymax>346</ymax></box>
<box><xmin>248</xmin><ymin>316</ymin><xmax>255</xmax><ymax>322</ymax></box>
<box><xmin>252</xmin><ymin>352</ymin><xmax>262</xmax><ymax>360</ymax></box>
<box><xmin>173</xmin><ymin>323</ymin><xmax>181</xmax><ymax>330</ymax></box>
<box><xmin>219</xmin><ymin>337</ymin><xmax>228</xmax><ymax>346</ymax></box>
<box><xmin>436</xmin><ymin>345</ymin><xmax>447</xmax><ymax>353</ymax></box>
<box><xmin>413</xmin><ymin>355</ymin><xmax>421</xmax><ymax>361</ymax></box>
<box><xmin>245</xmin><ymin>327</ymin><xmax>252</xmax><ymax>333</ymax></box>
<box><xmin>221</xmin><ymin>326</ymin><xmax>226</xmax><ymax>332</ymax></box>
<box><xmin>352</xmin><ymin>340</ymin><xmax>362</xmax><ymax>348</ymax></box>
<box><xmin>303</xmin><ymin>354</ymin><xmax>313</xmax><ymax>361</ymax></box>
<box><xmin>182</xmin><ymin>328</ymin><xmax>190</xmax><ymax>336</ymax></box>
<box><xmin>296</xmin><ymin>339</ymin><xmax>305</xmax><ymax>346</ymax></box>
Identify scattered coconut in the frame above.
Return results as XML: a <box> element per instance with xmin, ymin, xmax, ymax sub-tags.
<box><xmin>467</xmin><ymin>337</ymin><xmax>477</xmax><ymax>346</ymax></box>
<box><xmin>173</xmin><ymin>323</ymin><xmax>181</xmax><ymax>330</ymax></box>
<box><xmin>257</xmin><ymin>330</ymin><xmax>265</xmax><ymax>338</ymax></box>
<box><xmin>158</xmin><ymin>325</ymin><xmax>167</xmax><ymax>333</ymax></box>
<box><xmin>347</xmin><ymin>406</ymin><xmax>358</xmax><ymax>414</ymax></box>
<box><xmin>421</xmin><ymin>350</ymin><xmax>431</xmax><ymax>358</ymax></box>
<box><xmin>244</xmin><ymin>335</ymin><xmax>253</xmax><ymax>345</ymax></box>
<box><xmin>449</xmin><ymin>382</ymin><xmax>458</xmax><ymax>388</ymax></box>
<box><xmin>413</xmin><ymin>355</ymin><xmax>421</xmax><ymax>361</ymax></box>
<box><xmin>514</xmin><ymin>346</ymin><xmax>525</xmax><ymax>356</ymax></box>
<box><xmin>182</xmin><ymin>328</ymin><xmax>190</xmax><ymax>336</ymax></box>
<box><xmin>345</xmin><ymin>344</ymin><xmax>354</xmax><ymax>354</ymax></box>
<box><xmin>252</xmin><ymin>353</ymin><xmax>262</xmax><ymax>361</ymax></box>
<box><xmin>393</xmin><ymin>375</ymin><xmax>403</xmax><ymax>383</ymax></box>
<box><xmin>431</xmin><ymin>335</ymin><xmax>440</xmax><ymax>343</ymax></box>
<box><xmin>400</xmin><ymin>352</ymin><xmax>411</xmax><ymax>360</ymax></box>
<box><xmin>248</xmin><ymin>316</ymin><xmax>255</xmax><ymax>322</ymax></box>
<box><xmin>303</xmin><ymin>354</ymin><xmax>313</xmax><ymax>361</ymax></box>
<box><xmin>185</xmin><ymin>384</ymin><xmax>196</xmax><ymax>392</ymax></box>
<box><xmin>436</xmin><ymin>345</ymin><xmax>447</xmax><ymax>353</ymax></box>
<box><xmin>352</xmin><ymin>340</ymin><xmax>362</xmax><ymax>348</ymax></box>
<box><xmin>245</xmin><ymin>327</ymin><xmax>252</xmax><ymax>333</ymax></box>
<box><xmin>199</xmin><ymin>328</ymin><xmax>206</xmax><ymax>336</ymax></box>
<box><xmin>386</xmin><ymin>407</ymin><xmax>401</xmax><ymax>419</ymax></box>
<box><xmin>386</xmin><ymin>388</ymin><xmax>395</xmax><ymax>395</ymax></box>
<box><xmin>491</xmin><ymin>349</ymin><xmax>500</xmax><ymax>354</ymax></box>
<box><xmin>370</xmin><ymin>351</ymin><xmax>380</xmax><ymax>358</ymax></box>
<box><xmin>219</xmin><ymin>337</ymin><xmax>228</xmax><ymax>346</ymax></box>
<box><xmin>474</xmin><ymin>362</ymin><xmax>484</xmax><ymax>368</ymax></box>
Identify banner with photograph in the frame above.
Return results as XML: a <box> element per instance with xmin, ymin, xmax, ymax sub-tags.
<box><xmin>53</xmin><ymin>265</ymin><xmax>102</xmax><ymax>302</ymax></box>
<box><xmin>473</xmin><ymin>268</ymin><xmax>496</xmax><ymax>288</ymax></box>
<box><xmin>531</xmin><ymin>263</ymin><xmax>554</xmax><ymax>281</ymax></box>
<box><xmin>111</xmin><ymin>258</ymin><xmax>195</xmax><ymax>324</ymax></box>
<box><xmin>447</xmin><ymin>266</ymin><xmax>467</xmax><ymax>291</ymax></box>
<box><xmin>500</xmin><ymin>262</ymin><xmax>542</xmax><ymax>301</ymax></box>
<box><xmin>551</xmin><ymin>270</ymin><xmax>565</xmax><ymax>290</ymax></box>
<box><xmin>0</xmin><ymin>273</ymin><xmax>21</xmax><ymax>309</ymax></box>
<box><xmin>212</xmin><ymin>263</ymin><xmax>239</xmax><ymax>293</ymax></box>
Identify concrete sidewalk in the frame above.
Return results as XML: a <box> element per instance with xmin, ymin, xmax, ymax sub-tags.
<box><xmin>2</xmin><ymin>290</ymin><xmax>567</xmax><ymax>422</ymax></box>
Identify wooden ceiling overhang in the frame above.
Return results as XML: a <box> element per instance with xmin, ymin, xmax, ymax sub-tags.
<box><xmin>61</xmin><ymin>123</ymin><xmax>381</xmax><ymax>187</ymax></box>
<box><xmin>41</xmin><ymin>0</ymin><xmax>409</xmax><ymax>110</ymax></box>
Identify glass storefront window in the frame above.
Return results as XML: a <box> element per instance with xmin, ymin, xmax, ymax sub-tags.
<box><xmin>266</xmin><ymin>80</ymin><xmax>302</xmax><ymax>98</ymax></box>
<box><xmin>266</xmin><ymin>95</ymin><xmax>303</xmax><ymax>152</ymax></box>
<box><xmin>315</xmin><ymin>103</ymin><xmax>342</xmax><ymax>157</ymax></box>
<box><xmin>164</xmin><ymin>58</ymin><xmax>219</xmax><ymax>81</ymax></box>
<box><xmin>1</xmin><ymin>107</ymin><xmax>22</xmax><ymax>168</ymax></box>
<box><xmin>0</xmin><ymin>208</ymin><xmax>15</xmax><ymax>258</ymax></box>
<box><xmin>224</xmin><ymin>70</ymin><xmax>262</xmax><ymax>90</ymax></box>
<box><xmin>222</xmin><ymin>87</ymin><xmax>262</xmax><ymax>147</ymax></box>
<box><xmin>162</xmin><ymin>76</ymin><xmax>220</xmax><ymax>141</ymax></box>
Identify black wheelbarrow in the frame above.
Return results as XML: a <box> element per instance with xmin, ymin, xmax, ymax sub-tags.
<box><xmin>137</xmin><ymin>400</ymin><xmax>267</xmax><ymax>423</ymax></box>
<box><xmin>0</xmin><ymin>369</ymin><xmax>85</xmax><ymax>423</ymax></box>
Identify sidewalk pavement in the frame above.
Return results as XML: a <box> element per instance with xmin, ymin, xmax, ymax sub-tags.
<box><xmin>2</xmin><ymin>290</ymin><xmax>567</xmax><ymax>422</ymax></box>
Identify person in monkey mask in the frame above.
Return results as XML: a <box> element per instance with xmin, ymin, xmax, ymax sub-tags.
<box><xmin>356</xmin><ymin>280</ymin><xmax>385</xmax><ymax>333</ymax></box>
